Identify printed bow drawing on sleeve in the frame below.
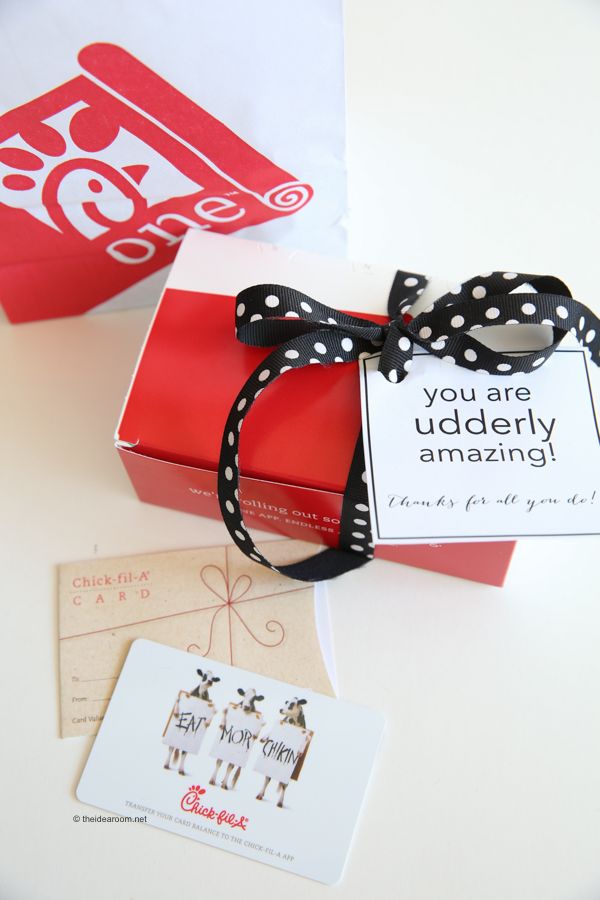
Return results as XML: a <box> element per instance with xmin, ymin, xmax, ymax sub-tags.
<box><xmin>187</xmin><ymin>563</ymin><xmax>286</xmax><ymax>664</ymax></box>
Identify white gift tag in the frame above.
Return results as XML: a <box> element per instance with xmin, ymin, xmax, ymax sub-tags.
<box><xmin>360</xmin><ymin>347</ymin><xmax>600</xmax><ymax>543</ymax></box>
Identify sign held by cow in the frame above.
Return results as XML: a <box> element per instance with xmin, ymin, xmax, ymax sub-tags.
<box><xmin>163</xmin><ymin>691</ymin><xmax>215</xmax><ymax>755</ymax></box>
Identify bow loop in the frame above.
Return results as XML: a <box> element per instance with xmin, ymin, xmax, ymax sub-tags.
<box><xmin>235</xmin><ymin>284</ymin><xmax>387</xmax><ymax>349</ymax></box>
<box><xmin>426</xmin><ymin>271</ymin><xmax>573</xmax><ymax>316</ymax></box>
<box><xmin>376</xmin><ymin>274</ymin><xmax>600</xmax><ymax>381</ymax></box>
<box><xmin>200</xmin><ymin>564</ymin><xmax>252</xmax><ymax>605</ymax></box>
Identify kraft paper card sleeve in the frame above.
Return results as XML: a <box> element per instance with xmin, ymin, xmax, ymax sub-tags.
<box><xmin>58</xmin><ymin>540</ymin><xmax>335</xmax><ymax>737</ymax></box>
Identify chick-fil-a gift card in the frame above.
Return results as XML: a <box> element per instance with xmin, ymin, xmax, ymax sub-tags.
<box><xmin>76</xmin><ymin>639</ymin><xmax>384</xmax><ymax>884</ymax></box>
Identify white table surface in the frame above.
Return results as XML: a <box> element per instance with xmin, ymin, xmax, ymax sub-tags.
<box><xmin>2</xmin><ymin>2</ymin><xmax>600</xmax><ymax>898</ymax></box>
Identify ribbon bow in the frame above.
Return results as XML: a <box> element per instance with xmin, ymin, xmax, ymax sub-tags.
<box><xmin>187</xmin><ymin>564</ymin><xmax>285</xmax><ymax>662</ymax></box>
<box><xmin>218</xmin><ymin>271</ymin><xmax>600</xmax><ymax>582</ymax></box>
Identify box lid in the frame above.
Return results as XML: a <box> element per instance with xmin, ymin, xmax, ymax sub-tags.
<box><xmin>116</xmin><ymin>231</ymin><xmax>399</xmax><ymax>493</ymax></box>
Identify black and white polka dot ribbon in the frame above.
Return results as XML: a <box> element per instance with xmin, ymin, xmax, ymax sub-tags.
<box><xmin>218</xmin><ymin>271</ymin><xmax>600</xmax><ymax>581</ymax></box>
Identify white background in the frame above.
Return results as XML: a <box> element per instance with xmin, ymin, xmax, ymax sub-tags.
<box><xmin>1</xmin><ymin>2</ymin><xmax>600</xmax><ymax>899</ymax></box>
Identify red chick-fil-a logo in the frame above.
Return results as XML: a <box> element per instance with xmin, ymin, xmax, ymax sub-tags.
<box><xmin>0</xmin><ymin>42</ymin><xmax>313</xmax><ymax>322</ymax></box>
<box><xmin>180</xmin><ymin>785</ymin><xmax>249</xmax><ymax>831</ymax></box>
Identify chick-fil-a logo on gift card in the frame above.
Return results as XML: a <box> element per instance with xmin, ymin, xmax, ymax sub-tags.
<box><xmin>0</xmin><ymin>43</ymin><xmax>313</xmax><ymax>322</ymax></box>
<box><xmin>180</xmin><ymin>784</ymin><xmax>249</xmax><ymax>830</ymax></box>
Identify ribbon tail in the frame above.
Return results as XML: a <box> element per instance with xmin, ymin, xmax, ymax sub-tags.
<box><xmin>218</xmin><ymin>333</ymin><xmax>377</xmax><ymax>581</ymax></box>
<box><xmin>269</xmin><ymin>433</ymin><xmax>373</xmax><ymax>582</ymax></box>
<box><xmin>230</xmin><ymin>605</ymin><xmax>286</xmax><ymax>648</ymax></box>
<box><xmin>186</xmin><ymin>605</ymin><xmax>224</xmax><ymax>657</ymax></box>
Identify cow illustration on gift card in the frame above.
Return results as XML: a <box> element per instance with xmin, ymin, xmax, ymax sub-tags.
<box><xmin>162</xmin><ymin>669</ymin><xmax>220</xmax><ymax>775</ymax></box>
<box><xmin>209</xmin><ymin>688</ymin><xmax>265</xmax><ymax>790</ymax></box>
<box><xmin>255</xmin><ymin>697</ymin><xmax>313</xmax><ymax>808</ymax></box>
<box><xmin>0</xmin><ymin>42</ymin><xmax>313</xmax><ymax>322</ymax></box>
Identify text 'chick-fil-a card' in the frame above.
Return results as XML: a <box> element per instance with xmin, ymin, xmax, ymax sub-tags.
<box><xmin>76</xmin><ymin>639</ymin><xmax>384</xmax><ymax>884</ymax></box>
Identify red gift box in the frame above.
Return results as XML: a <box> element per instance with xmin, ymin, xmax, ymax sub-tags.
<box><xmin>116</xmin><ymin>231</ymin><xmax>515</xmax><ymax>585</ymax></box>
